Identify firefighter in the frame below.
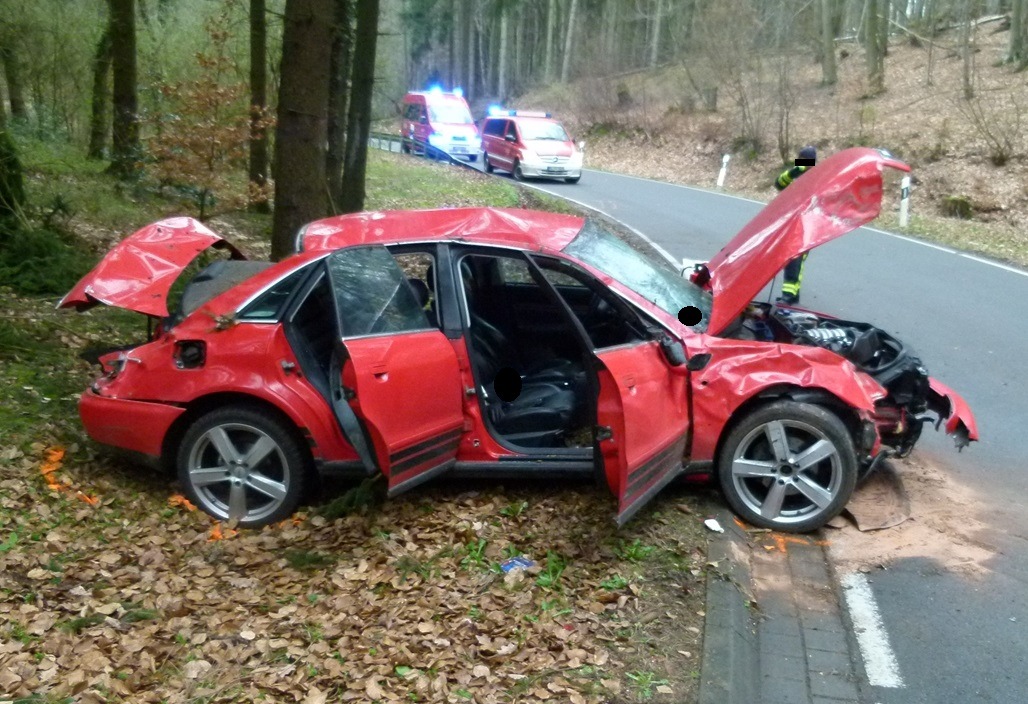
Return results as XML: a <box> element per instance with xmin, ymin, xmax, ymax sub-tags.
<box><xmin>774</xmin><ymin>145</ymin><xmax>817</xmax><ymax>304</ymax></box>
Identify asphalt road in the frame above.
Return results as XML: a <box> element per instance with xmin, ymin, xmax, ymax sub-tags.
<box><xmin>487</xmin><ymin>165</ymin><xmax>1028</xmax><ymax>702</ymax></box>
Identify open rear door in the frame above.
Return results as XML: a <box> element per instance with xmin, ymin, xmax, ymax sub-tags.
<box><xmin>594</xmin><ymin>341</ymin><xmax>690</xmax><ymax>525</ymax></box>
<box><xmin>325</xmin><ymin>247</ymin><xmax>464</xmax><ymax>495</ymax></box>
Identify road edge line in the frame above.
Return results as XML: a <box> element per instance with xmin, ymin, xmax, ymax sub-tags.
<box><xmin>840</xmin><ymin>572</ymin><xmax>905</xmax><ymax>688</ymax></box>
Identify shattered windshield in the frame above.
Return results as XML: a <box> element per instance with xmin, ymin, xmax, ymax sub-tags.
<box><xmin>564</xmin><ymin>220</ymin><xmax>712</xmax><ymax>333</ymax></box>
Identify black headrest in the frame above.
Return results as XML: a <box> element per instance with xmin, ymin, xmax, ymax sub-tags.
<box><xmin>407</xmin><ymin>278</ymin><xmax>430</xmax><ymax>308</ymax></box>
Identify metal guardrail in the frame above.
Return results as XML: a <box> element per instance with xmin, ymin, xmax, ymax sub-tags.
<box><xmin>368</xmin><ymin>131</ymin><xmax>473</xmax><ymax>169</ymax></box>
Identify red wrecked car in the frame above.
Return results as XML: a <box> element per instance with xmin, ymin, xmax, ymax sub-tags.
<box><xmin>60</xmin><ymin>147</ymin><xmax>977</xmax><ymax>532</ymax></box>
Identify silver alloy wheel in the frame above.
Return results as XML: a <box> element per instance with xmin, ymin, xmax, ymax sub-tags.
<box><xmin>729</xmin><ymin>418</ymin><xmax>843</xmax><ymax>527</ymax></box>
<box><xmin>185</xmin><ymin>421</ymin><xmax>290</xmax><ymax>524</ymax></box>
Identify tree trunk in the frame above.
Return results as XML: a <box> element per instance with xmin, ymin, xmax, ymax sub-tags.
<box><xmin>544</xmin><ymin>0</ymin><xmax>556</xmax><ymax>82</ymax></box>
<box><xmin>338</xmin><ymin>0</ymin><xmax>380</xmax><ymax>215</ymax></box>
<box><xmin>453</xmin><ymin>0</ymin><xmax>464</xmax><ymax>89</ymax></box>
<box><xmin>649</xmin><ymin>0</ymin><xmax>664</xmax><ymax>68</ymax></box>
<box><xmin>821</xmin><ymin>0</ymin><xmax>838</xmax><ymax>84</ymax></box>
<box><xmin>87</xmin><ymin>28</ymin><xmax>113</xmax><ymax>159</ymax></box>
<box><xmin>960</xmin><ymin>1</ymin><xmax>974</xmax><ymax>99</ymax></box>
<box><xmin>271</xmin><ymin>0</ymin><xmax>334</xmax><ymax>260</ymax></box>
<box><xmin>497</xmin><ymin>5</ymin><xmax>509</xmax><ymax>99</ymax></box>
<box><xmin>0</xmin><ymin>45</ymin><xmax>27</xmax><ymax>121</ymax></box>
<box><xmin>249</xmin><ymin>0</ymin><xmax>271</xmax><ymax>212</ymax></box>
<box><xmin>1010</xmin><ymin>0</ymin><xmax>1026</xmax><ymax>64</ymax></box>
<box><xmin>560</xmin><ymin>0</ymin><xmax>578</xmax><ymax>83</ymax></box>
<box><xmin>864</xmin><ymin>0</ymin><xmax>885</xmax><ymax>94</ymax></box>
<box><xmin>0</xmin><ymin>82</ymin><xmax>7</xmax><ymax>129</ymax></box>
<box><xmin>0</xmin><ymin>128</ymin><xmax>26</xmax><ymax>220</ymax></box>
<box><xmin>466</xmin><ymin>1</ymin><xmax>476</xmax><ymax>98</ymax></box>
<box><xmin>108</xmin><ymin>0</ymin><xmax>140</xmax><ymax>178</ymax></box>
<box><xmin>326</xmin><ymin>0</ymin><xmax>353</xmax><ymax>211</ymax></box>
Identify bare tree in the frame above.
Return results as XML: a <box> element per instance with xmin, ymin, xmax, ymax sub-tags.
<box><xmin>87</xmin><ymin>28</ymin><xmax>113</xmax><ymax>159</ymax></box>
<box><xmin>1</xmin><ymin>43</ymin><xmax>27</xmax><ymax>121</ymax></box>
<box><xmin>560</xmin><ymin>0</ymin><xmax>578</xmax><ymax>83</ymax></box>
<box><xmin>249</xmin><ymin>0</ymin><xmax>271</xmax><ymax>212</ymax></box>
<box><xmin>864</xmin><ymin>0</ymin><xmax>885</xmax><ymax>95</ymax></box>
<box><xmin>271</xmin><ymin>0</ymin><xmax>334</xmax><ymax>260</ymax></box>
<box><xmin>649</xmin><ymin>0</ymin><xmax>665</xmax><ymax>68</ymax></box>
<box><xmin>1010</xmin><ymin>0</ymin><xmax>1027</xmax><ymax>65</ymax></box>
<box><xmin>339</xmin><ymin>0</ymin><xmax>381</xmax><ymax>214</ymax></box>
<box><xmin>820</xmin><ymin>0</ymin><xmax>838</xmax><ymax>85</ymax></box>
<box><xmin>544</xmin><ymin>0</ymin><xmax>556</xmax><ymax>81</ymax></box>
<box><xmin>959</xmin><ymin>0</ymin><xmax>974</xmax><ymax>101</ymax></box>
<box><xmin>108</xmin><ymin>0</ymin><xmax>141</xmax><ymax>178</ymax></box>
<box><xmin>327</xmin><ymin>0</ymin><xmax>353</xmax><ymax>211</ymax></box>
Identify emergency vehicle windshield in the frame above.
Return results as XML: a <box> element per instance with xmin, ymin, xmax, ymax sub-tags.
<box><xmin>429</xmin><ymin>104</ymin><xmax>474</xmax><ymax>124</ymax></box>
<box><xmin>519</xmin><ymin>121</ymin><xmax>570</xmax><ymax>141</ymax></box>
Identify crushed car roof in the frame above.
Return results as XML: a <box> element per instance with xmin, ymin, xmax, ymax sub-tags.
<box><xmin>298</xmin><ymin>207</ymin><xmax>586</xmax><ymax>253</ymax></box>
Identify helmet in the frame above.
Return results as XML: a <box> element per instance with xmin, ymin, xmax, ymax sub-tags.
<box><xmin>798</xmin><ymin>145</ymin><xmax>817</xmax><ymax>161</ymax></box>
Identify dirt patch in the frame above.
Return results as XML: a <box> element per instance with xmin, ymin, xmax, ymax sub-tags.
<box><xmin>825</xmin><ymin>454</ymin><xmax>996</xmax><ymax>578</ymax></box>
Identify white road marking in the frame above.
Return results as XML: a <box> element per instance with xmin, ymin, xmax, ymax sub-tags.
<box><xmin>842</xmin><ymin>572</ymin><xmax>905</xmax><ymax>688</ymax></box>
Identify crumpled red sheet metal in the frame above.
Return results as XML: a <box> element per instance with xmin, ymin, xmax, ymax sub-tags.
<box><xmin>686</xmin><ymin>336</ymin><xmax>888</xmax><ymax>460</ymax></box>
<box><xmin>59</xmin><ymin>217</ymin><xmax>242</xmax><ymax>317</ymax></box>
<box><xmin>704</xmin><ymin>148</ymin><xmax>911</xmax><ymax>335</ymax></box>
<box><xmin>298</xmin><ymin>207</ymin><xmax>586</xmax><ymax>254</ymax></box>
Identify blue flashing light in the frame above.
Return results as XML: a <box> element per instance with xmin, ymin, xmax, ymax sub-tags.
<box><xmin>487</xmin><ymin>104</ymin><xmax>505</xmax><ymax>117</ymax></box>
<box><xmin>453</xmin><ymin>87</ymin><xmax>463</xmax><ymax>98</ymax></box>
<box><xmin>428</xmin><ymin>85</ymin><xmax>443</xmax><ymax>95</ymax></box>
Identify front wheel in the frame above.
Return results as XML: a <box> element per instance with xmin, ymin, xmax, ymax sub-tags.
<box><xmin>717</xmin><ymin>400</ymin><xmax>857</xmax><ymax>533</ymax></box>
<box><xmin>483</xmin><ymin>152</ymin><xmax>494</xmax><ymax>173</ymax></box>
<box><xmin>177</xmin><ymin>405</ymin><xmax>308</xmax><ymax>527</ymax></box>
<box><xmin>565</xmin><ymin>175</ymin><xmax>581</xmax><ymax>184</ymax></box>
<box><xmin>513</xmin><ymin>160</ymin><xmax>525</xmax><ymax>181</ymax></box>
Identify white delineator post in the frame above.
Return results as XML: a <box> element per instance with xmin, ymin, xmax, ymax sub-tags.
<box><xmin>716</xmin><ymin>154</ymin><xmax>730</xmax><ymax>188</ymax></box>
<box><xmin>899</xmin><ymin>175</ymin><xmax>911</xmax><ymax>228</ymax></box>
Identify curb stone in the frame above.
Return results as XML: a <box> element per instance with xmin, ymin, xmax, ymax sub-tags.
<box><xmin>698</xmin><ymin>511</ymin><xmax>759</xmax><ymax>704</ymax></box>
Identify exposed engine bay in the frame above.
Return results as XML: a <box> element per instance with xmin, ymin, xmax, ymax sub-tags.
<box><xmin>725</xmin><ymin>303</ymin><xmax>939</xmax><ymax>457</ymax></box>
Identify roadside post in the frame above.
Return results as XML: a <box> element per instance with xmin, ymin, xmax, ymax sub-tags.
<box><xmin>899</xmin><ymin>175</ymin><xmax>911</xmax><ymax>228</ymax></box>
<box><xmin>716</xmin><ymin>154</ymin><xmax>730</xmax><ymax>189</ymax></box>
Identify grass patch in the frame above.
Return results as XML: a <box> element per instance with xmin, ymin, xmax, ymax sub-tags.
<box><xmin>60</xmin><ymin>613</ymin><xmax>105</xmax><ymax>633</ymax></box>
<box><xmin>284</xmin><ymin>549</ymin><xmax>335</xmax><ymax>572</ymax></box>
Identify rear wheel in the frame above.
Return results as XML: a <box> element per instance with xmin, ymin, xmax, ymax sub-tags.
<box><xmin>513</xmin><ymin>161</ymin><xmax>525</xmax><ymax>181</ymax></box>
<box><xmin>483</xmin><ymin>152</ymin><xmax>494</xmax><ymax>173</ymax></box>
<box><xmin>178</xmin><ymin>405</ymin><xmax>308</xmax><ymax>527</ymax></box>
<box><xmin>717</xmin><ymin>401</ymin><xmax>856</xmax><ymax>533</ymax></box>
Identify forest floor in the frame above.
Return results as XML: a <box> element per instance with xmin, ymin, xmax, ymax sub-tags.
<box><xmin>518</xmin><ymin>18</ymin><xmax>1028</xmax><ymax>269</ymax></box>
<box><xmin>0</xmin><ymin>145</ymin><xmax>716</xmax><ymax>704</ymax></box>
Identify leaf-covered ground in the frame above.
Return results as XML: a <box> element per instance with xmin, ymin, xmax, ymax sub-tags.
<box><xmin>1</xmin><ymin>149</ymin><xmax>717</xmax><ymax>703</ymax></box>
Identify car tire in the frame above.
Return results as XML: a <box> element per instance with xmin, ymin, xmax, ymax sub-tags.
<box><xmin>565</xmin><ymin>175</ymin><xmax>581</xmax><ymax>184</ymax></box>
<box><xmin>178</xmin><ymin>405</ymin><xmax>308</xmax><ymax>527</ymax></box>
<box><xmin>513</xmin><ymin>161</ymin><xmax>525</xmax><ymax>181</ymax></box>
<box><xmin>717</xmin><ymin>400</ymin><xmax>857</xmax><ymax>533</ymax></box>
<box><xmin>401</xmin><ymin>140</ymin><xmax>411</xmax><ymax>154</ymax></box>
<box><xmin>467</xmin><ymin>154</ymin><xmax>478</xmax><ymax>163</ymax></box>
<box><xmin>483</xmin><ymin>152</ymin><xmax>494</xmax><ymax>173</ymax></box>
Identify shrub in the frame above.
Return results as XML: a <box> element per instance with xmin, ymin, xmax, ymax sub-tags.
<box><xmin>0</xmin><ymin>224</ymin><xmax>94</xmax><ymax>295</ymax></box>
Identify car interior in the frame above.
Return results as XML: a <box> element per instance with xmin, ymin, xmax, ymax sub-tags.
<box><xmin>457</xmin><ymin>251</ymin><xmax>648</xmax><ymax>450</ymax></box>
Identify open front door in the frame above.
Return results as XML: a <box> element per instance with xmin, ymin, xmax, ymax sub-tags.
<box><xmin>326</xmin><ymin>247</ymin><xmax>464</xmax><ymax>495</ymax></box>
<box><xmin>594</xmin><ymin>341</ymin><xmax>690</xmax><ymax>525</ymax></box>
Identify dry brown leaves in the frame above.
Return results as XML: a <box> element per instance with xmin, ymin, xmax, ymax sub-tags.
<box><xmin>0</xmin><ymin>433</ymin><xmax>710</xmax><ymax>703</ymax></box>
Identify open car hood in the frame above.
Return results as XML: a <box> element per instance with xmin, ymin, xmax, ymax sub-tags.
<box><xmin>704</xmin><ymin>148</ymin><xmax>910</xmax><ymax>335</ymax></box>
<box><xmin>59</xmin><ymin>217</ymin><xmax>243</xmax><ymax>317</ymax></box>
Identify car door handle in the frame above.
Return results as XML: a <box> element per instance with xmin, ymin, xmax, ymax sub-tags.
<box><xmin>623</xmin><ymin>375</ymin><xmax>636</xmax><ymax>387</ymax></box>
